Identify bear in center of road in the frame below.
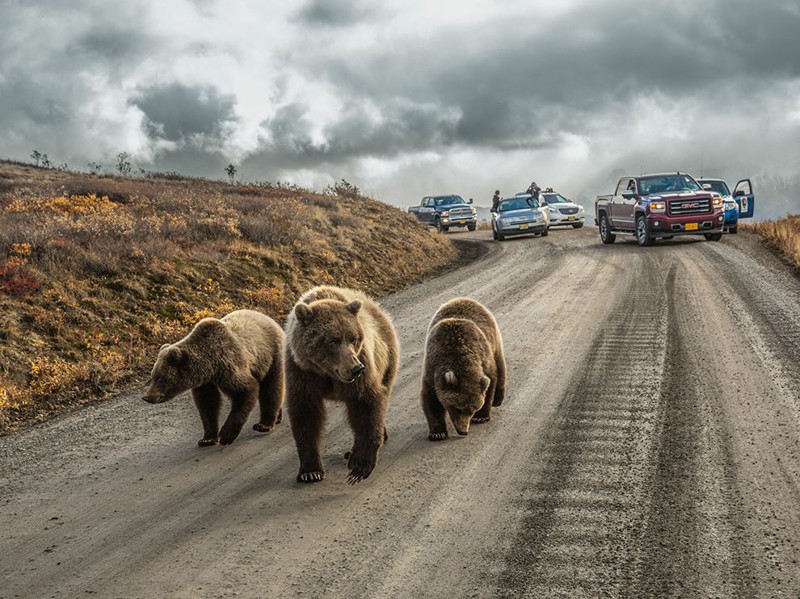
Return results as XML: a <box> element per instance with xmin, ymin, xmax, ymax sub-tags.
<box><xmin>420</xmin><ymin>297</ymin><xmax>506</xmax><ymax>440</ymax></box>
<box><xmin>284</xmin><ymin>286</ymin><xmax>400</xmax><ymax>484</ymax></box>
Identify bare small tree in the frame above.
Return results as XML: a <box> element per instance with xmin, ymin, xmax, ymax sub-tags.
<box><xmin>116</xmin><ymin>152</ymin><xmax>132</xmax><ymax>176</ymax></box>
<box><xmin>88</xmin><ymin>161</ymin><xmax>102</xmax><ymax>175</ymax></box>
<box><xmin>225</xmin><ymin>163</ymin><xmax>237</xmax><ymax>185</ymax></box>
<box><xmin>30</xmin><ymin>150</ymin><xmax>42</xmax><ymax>166</ymax></box>
<box><xmin>41</xmin><ymin>154</ymin><xmax>52</xmax><ymax>169</ymax></box>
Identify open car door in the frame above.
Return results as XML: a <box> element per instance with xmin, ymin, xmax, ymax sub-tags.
<box><xmin>733</xmin><ymin>179</ymin><xmax>755</xmax><ymax>218</ymax></box>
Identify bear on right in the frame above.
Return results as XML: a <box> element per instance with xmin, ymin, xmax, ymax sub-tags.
<box><xmin>420</xmin><ymin>298</ymin><xmax>506</xmax><ymax>440</ymax></box>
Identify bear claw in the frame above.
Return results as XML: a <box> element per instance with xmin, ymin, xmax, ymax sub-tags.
<box><xmin>297</xmin><ymin>471</ymin><xmax>325</xmax><ymax>483</ymax></box>
<box><xmin>471</xmin><ymin>415</ymin><xmax>490</xmax><ymax>424</ymax></box>
<box><xmin>198</xmin><ymin>437</ymin><xmax>219</xmax><ymax>447</ymax></box>
<box><xmin>253</xmin><ymin>423</ymin><xmax>274</xmax><ymax>433</ymax></box>
<box><xmin>428</xmin><ymin>431</ymin><xmax>447</xmax><ymax>441</ymax></box>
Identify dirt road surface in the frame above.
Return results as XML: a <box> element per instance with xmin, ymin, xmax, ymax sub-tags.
<box><xmin>2</xmin><ymin>228</ymin><xmax>799</xmax><ymax>598</ymax></box>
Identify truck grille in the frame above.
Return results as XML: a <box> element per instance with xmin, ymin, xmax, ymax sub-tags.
<box><xmin>668</xmin><ymin>198</ymin><xmax>711</xmax><ymax>215</ymax></box>
<box><xmin>449</xmin><ymin>207</ymin><xmax>472</xmax><ymax>218</ymax></box>
<box><xmin>559</xmin><ymin>207</ymin><xmax>579</xmax><ymax>215</ymax></box>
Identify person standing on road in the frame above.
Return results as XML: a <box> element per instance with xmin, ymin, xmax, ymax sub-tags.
<box><xmin>491</xmin><ymin>190</ymin><xmax>501</xmax><ymax>212</ymax></box>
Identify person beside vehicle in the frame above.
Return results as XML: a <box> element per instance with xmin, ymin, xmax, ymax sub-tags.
<box><xmin>526</xmin><ymin>181</ymin><xmax>541</xmax><ymax>200</ymax></box>
<box><xmin>491</xmin><ymin>190</ymin><xmax>501</xmax><ymax>213</ymax></box>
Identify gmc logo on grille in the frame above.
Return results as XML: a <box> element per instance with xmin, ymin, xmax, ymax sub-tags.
<box><xmin>681</xmin><ymin>202</ymin><xmax>701</xmax><ymax>209</ymax></box>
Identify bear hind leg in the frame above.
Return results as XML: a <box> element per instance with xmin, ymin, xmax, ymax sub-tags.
<box><xmin>492</xmin><ymin>349</ymin><xmax>506</xmax><ymax>407</ymax></box>
<box><xmin>193</xmin><ymin>384</ymin><xmax>222</xmax><ymax>447</ymax></box>
<box><xmin>254</xmin><ymin>355</ymin><xmax>285</xmax><ymax>433</ymax></box>
<box><xmin>471</xmin><ymin>379</ymin><xmax>495</xmax><ymax>424</ymax></box>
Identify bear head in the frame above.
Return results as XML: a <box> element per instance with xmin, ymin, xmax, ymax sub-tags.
<box><xmin>435</xmin><ymin>367</ymin><xmax>491</xmax><ymax>436</ymax></box>
<box><xmin>293</xmin><ymin>299</ymin><xmax>366</xmax><ymax>384</ymax></box>
<box><xmin>142</xmin><ymin>344</ymin><xmax>193</xmax><ymax>404</ymax></box>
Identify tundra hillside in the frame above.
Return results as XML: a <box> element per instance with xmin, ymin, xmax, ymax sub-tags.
<box><xmin>744</xmin><ymin>214</ymin><xmax>800</xmax><ymax>268</ymax></box>
<box><xmin>0</xmin><ymin>161</ymin><xmax>456</xmax><ymax>434</ymax></box>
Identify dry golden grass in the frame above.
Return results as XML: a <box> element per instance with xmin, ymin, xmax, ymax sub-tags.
<box><xmin>0</xmin><ymin>161</ymin><xmax>457</xmax><ymax>433</ymax></box>
<box><xmin>742</xmin><ymin>215</ymin><xmax>800</xmax><ymax>268</ymax></box>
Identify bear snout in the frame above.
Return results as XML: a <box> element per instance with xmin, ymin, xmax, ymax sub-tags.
<box><xmin>142</xmin><ymin>394</ymin><xmax>163</xmax><ymax>404</ymax></box>
<box><xmin>350</xmin><ymin>364</ymin><xmax>366</xmax><ymax>378</ymax></box>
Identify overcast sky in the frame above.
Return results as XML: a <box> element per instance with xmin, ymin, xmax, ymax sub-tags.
<box><xmin>1</xmin><ymin>0</ymin><xmax>799</xmax><ymax>216</ymax></box>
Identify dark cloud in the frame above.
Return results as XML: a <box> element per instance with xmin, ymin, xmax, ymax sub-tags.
<box><xmin>294</xmin><ymin>0</ymin><xmax>381</xmax><ymax>27</ymax></box>
<box><xmin>132</xmin><ymin>83</ymin><xmax>237</xmax><ymax>143</ymax></box>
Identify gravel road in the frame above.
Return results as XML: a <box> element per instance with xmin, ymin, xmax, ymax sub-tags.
<box><xmin>2</xmin><ymin>228</ymin><xmax>799</xmax><ymax>598</ymax></box>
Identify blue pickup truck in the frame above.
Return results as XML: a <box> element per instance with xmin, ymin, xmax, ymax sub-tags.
<box><xmin>696</xmin><ymin>178</ymin><xmax>756</xmax><ymax>234</ymax></box>
<box><xmin>408</xmin><ymin>195</ymin><xmax>478</xmax><ymax>233</ymax></box>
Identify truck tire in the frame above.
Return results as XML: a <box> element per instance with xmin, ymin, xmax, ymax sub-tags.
<box><xmin>729</xmin><ymin>225</ymin><xmax>738</xmax><ymax>234</ymax></box>
<box><xmin>599</xmin><ymin>214</ymin><xmax>616</xmax><ymax>244</ymax></box>
<box><xmin>572</xmin><ymin>222</ymin><xmax>584</xmax><ymax>229</ymax></box>
<box><xmin>704</xmin><ymin>233</ymin><xmax>723</xmax><ymax>242</ymax></box>
<box><xmin>467</xmin><ymin>223</ymin><xmax>476</xmax><ymax>232</ymax></box>
<box><xmin>540</xmin><ymin>227</ymin><xmax>549</xmax><ymax>237</ymax></box>
<box><xmin>636</xmin><ymin>214</ymin><xmax>654</xmax><ymax>246</ymax></box>
<box><xmin>435</xmin><ymin>218</ymin><xmax>448</xmax><ymax>233</ymax></box>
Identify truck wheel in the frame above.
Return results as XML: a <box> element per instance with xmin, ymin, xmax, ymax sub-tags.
<box><xmin>541</xmin><ymin>227</ymin><xmax>549</xmax><ymax>237</ymax></box>
<box><xmin>636</xmin><ymin>215</ymin><xmax>654</xmax><ymax>246</ymax></box>
<box><xmin>467</xmin><ymin>223</ymin><xmax>476</xmax><ymax>232</ymax></box>
<box><xmin>704</xmin><ymin>233</ymin><xmax>723</xmax><ymax>242</ymax></box>
<box><xmin>435</xmin><ymin>218</ymin><xmax>448</xmax><ymax>233</ymax></box>
<box><xmin>572</xmin><ymin>222</ymin><xmax>584</xmax><ymax>229</ymax></box>
<box><xmin>599</xmin><ymin>214</ymin><xmax>616</xmax><ymax>244</ymax></box>
<box><xmin>729</xmin><ymin>225</ymin><xmax>738</xmax><ymax>234</ymax></box>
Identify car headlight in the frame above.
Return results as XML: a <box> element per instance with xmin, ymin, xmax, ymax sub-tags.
<box><xmin>724</xmin><ymin>202</ymin><xmax>737</xmax><ymax>211</ymax></box>
<box><xmin>650</xmin><ymin>201</ymin><xmax>666</xmax><ymax>213</ymax></box>
<box><xmin>712</xmin><ymin>197</ymin><xmax>723</xmax><ymax>207</ymax></box>
<box><xmin>470</xmin><ymin>207</ymin><xmax>477</xmax><ymax>215</ymax></box>
<box><xmin>441</xmin><ymin>211</ymin><xmax>449</xmax><ymax>217</ymax></box>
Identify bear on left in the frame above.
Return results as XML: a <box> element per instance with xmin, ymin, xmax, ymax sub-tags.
<box><xmin>143</xmin><ymin>309</ymin><xmax>285</xmax><ymax>447</ymax></box>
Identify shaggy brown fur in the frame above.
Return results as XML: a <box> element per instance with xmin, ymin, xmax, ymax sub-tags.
<box><xmin>285</xmin><ymin>286</ymin><xmax>400</xmax><ymax>484</ymax></box>
<box><xmin>142</xmin><ymin>309</ymin><xmax>285</xmax><ymax>446</ymax></box>
<box><xmin>421</xmin><ymin>298</ymin><xmax>506</xmax><ymax>440</ymax></box>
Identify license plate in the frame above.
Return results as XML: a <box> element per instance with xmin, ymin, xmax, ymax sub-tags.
<box><xmin>568</xmin><ymin>216</ymin><xmax>575</xmax><ymax>221</ymax></box>
<box><xmin>458</xmin><ymin>220</ymin><xmax>466</xmax><ymax>224</ymax></box>
<box><xmin>519</xmin><ymin>223</ymin><xmax>529</xmax><ymax>230</ymax></box>
<box><xmin>685</xmin><ymin>222</ymin><xmax>699</xmax><ymax>231</ymax></box>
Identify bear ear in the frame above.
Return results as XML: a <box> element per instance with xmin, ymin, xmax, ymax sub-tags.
<box><xmin>480</xmin><ymin>375</ymin><xmax>491</xmax><ymax>392</ymax></box>
<box><xmin>166</xmin><ymin>347</ymin><xmax>189</xmax><ymax>367</ymax></box>
<box><xmin>345</xmin><ymin>300</ymin><xmax>362</xmax><ymax>316</ymax></box>
<box><xmin>295</xmin><ymin>303</ymin><xmax>314</xmax><ymax>325</ymax></box>
<box><xmin>444</xmin><ymin>370</ymin><xmax>458</xmax><ymax>386</ymax></box>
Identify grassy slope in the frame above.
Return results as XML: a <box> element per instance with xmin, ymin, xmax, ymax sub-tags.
<box><xmin>0</xmin><ymin>162</ymin><xmax>457</xmax><ymax>434</ymax></box>
<box><xmin>743</xmin><ymin>215</ymin><xmax>800</xmax><ymax>268</ymax></box>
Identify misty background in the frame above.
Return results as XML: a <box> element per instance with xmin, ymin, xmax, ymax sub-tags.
<box><xmin>1</xmin><ymin>0</ymin><xmax>799</xmax><ymax>218</ymax></box>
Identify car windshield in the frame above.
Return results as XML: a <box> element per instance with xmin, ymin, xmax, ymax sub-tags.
<box><xmin>700</xmin><ymin>181</ymin><xmax>731</xmax><ymax>196</ymax></box>
<box><xmin>499</xmin><ymin>197</ymin><xmax>538</xmax><ymax>211</ymax></box>
<box><xmin>543</xmin><ymin>194</ymin><xmax>570</xmax><ymax>204</ymax></box>
<box><xmin>434</xmin><ymin>195</ymin><xmax>466</xmax><ymax>206</ymax></box>
<box><xmin>638</xmin><ymin>175</ymin><xmax>702</xmax><ymax>195</ymax></box>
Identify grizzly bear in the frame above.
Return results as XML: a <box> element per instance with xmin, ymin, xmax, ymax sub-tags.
<box><xmin>420</xmin><ymin>298</ymin><xmax>506</xmax><ymax>440</ymax></box>
<box><xmin>285</xmin><ymin>286</ymin><xmax>400</xmax><ymax>484</ymax></box>
<box><xmin>143</xmin><ymin>309</ymin><xmax>285</xmax><ymax>447</ymax></box>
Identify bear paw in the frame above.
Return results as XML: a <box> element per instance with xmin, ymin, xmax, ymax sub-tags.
<box><xmin>471</xmin><ymin>415</ymin><xmax>491</xmax><ymax>424</ymax></box>
<box><xmin>297</xmin><ymin>471</ymin><xmax>325</xmax><ymax>483</ymax></box>
<box><xmin>198</xmin><ymin>437</ymin><xmax>219</xmax><ymax>447</ymax></box>
<box><xmin>253</xmin><ymin>422</ymin><xmax>275</xmax><ymax>433</ymax></box>
<box><xmin>428</xmin><ymin>431</ymin><xmax>448</xmax><ymax>441</ymax></box>
<box><xmin>218</xmin><ymin>429</ymin><xmax>240</xmax><ymax>445</ymax></box>
<box><xmin>347</xmin><ymin>454</ymin><xmax>376</xmax><ymax>485</ymax></box>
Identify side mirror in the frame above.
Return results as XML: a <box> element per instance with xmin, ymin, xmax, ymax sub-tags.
<box><xmin>621</xmin><ymin>190</ymin><xmax>635</xmax><ymax>199</ymax></box>
<box><xmin>467</xmin><ymin>198</ymin><xmax>473</xmax><ymax>204</ymax></box>
<box><xmin>702</xmin><ymin>183</ymin><xmax>712</xmax><ymax>191</ymax></box>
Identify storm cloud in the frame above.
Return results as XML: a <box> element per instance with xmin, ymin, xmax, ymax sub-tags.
<box><xmin>1</xmin><ymin>0</ymin><xmax>798</xmax><ymax>216</ymax></box>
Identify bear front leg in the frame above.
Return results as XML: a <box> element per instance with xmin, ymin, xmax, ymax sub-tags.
<box><xmin>421</xmin><ymin>381</ymin><xmax>448</xmax><ymax>441</ymax></box>
<box><xmin>286</xmin><ymin>360</ymin><xmax>327</xmax><ymax>483</ymax></box>
<box><xmin>193</xmin><ymin>384</ymin><xmax>222</xmax><ymax>446</ymax></box>
<box><xmin>254</xmin><ymin>353</ymin><xmax>285</xmax><ymax>433</ymax></box>
<box><xmin>472</xmin><ymin>379</ymin><xmax>495</xmax><ymax>424</ymax></box>
<box><xmin>344</xmin><ymin>395</ymin><xmax>387</xmax><ymax>484</ymax></box>
<box><xmin>493</xmin><ymin>349</ymin><xmax>506</xmax><ymax>407</ymax></box>
<box><xmin>218</xmin><ymin>379</ymin><xmax>258</xmax><ymax>445</ymax></box>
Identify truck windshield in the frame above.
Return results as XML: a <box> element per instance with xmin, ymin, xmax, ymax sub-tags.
<box><xmin>499</xmin><ymin>198</ymin><xmax>538</xmax><ymax>211</ymax></box>
<box><xmin>434</xmin><ymin>196</ymin><xmax>466</xmax><ymax>206</ymax></box>
<box><xmin>639</xmin><ymin>175</ymin><xmax>702</xmax><ymax>195</ymax></box>
<box><xmin>701</xmin><ymin>181</ymin><xmax>731</xmax><ymax>196</ymax></box>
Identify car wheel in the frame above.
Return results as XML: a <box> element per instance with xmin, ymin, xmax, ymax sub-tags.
<box><xmin>599</xmin><ymin>214</ymin><xmax>616</xmax><ymax>244</ymax></box>
<box><xmin>496</xmin><ymin>226</ymin><xmax>505</xmax><ymax>241</ymax></box>
<box><xmin>636</xmin><ymin>215</ymin><xmax>654</xmax><ymax>246</ymax></box>
<box><xmin>540</xmin><ymin>227</ymin><xmax>549</xmax><ymax>237</ymax></box>
<box><xmin>435</xmin><ymin>218</ymin><xmax>446</xmax><ymax>233</ymax></box>
<box><xmin>572</xmin><ymin>222</ymin><xmax>584</xmax><ymax>229</ymax></box>
<box><xmin>467</xmin><ymin>223</ymin><xmax>476</xmax><ymax>232</ymax></box>
<box><xmin>729</xmin><ymin>225</ymin><xmax>738</xmax><ymax>234</ymax></box>
<box><xmin>704</xmin><ymin>233</ymin><xmax>723</xmax><ymax>242</ymax></box>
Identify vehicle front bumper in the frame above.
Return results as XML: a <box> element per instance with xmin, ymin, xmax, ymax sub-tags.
<box><xmin>724</xmin><ymin>207</ymin><xmax>739</xmax><ymax>227</ymax></box>
<box><xmin>549</xmin><ymin>214</ymin><xmax>585</xmax><ymax>226</ymax></box>
<box><xmin>497</xmin><ymin>222</ymin><xmax>548</xmax><ymax>236</ymax></box>
<box><xmin>440</xmin><ymin>215</ymin><xmax>477</xmax><ymax>226</ymax></box>
<box><xmin>646</xmin><ymin>211</ymin><xmax>725</xmax><ymax>237</ymax></box>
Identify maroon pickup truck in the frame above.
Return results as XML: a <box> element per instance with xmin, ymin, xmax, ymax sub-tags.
<box><xmin>595</xmin><ymin>172</ymin><xmax>725</xmax><ymax>246</ymax></box>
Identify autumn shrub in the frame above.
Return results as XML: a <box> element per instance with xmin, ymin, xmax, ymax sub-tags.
<box><xmin>743</xmin><ymin>214</ymin><xmax>800</xmax><ymax>267</ymax></box>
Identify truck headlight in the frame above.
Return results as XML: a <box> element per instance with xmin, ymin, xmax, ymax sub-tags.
<box><xmin>650</xmin><ymin>202</ymin><xmax>666</xmax><ymax>213</ymax></box>
<box><xmin>441</xmin><ymin>211</ymin><xmax>449</xmax><ymax>217</ymax></box>
<box><xmin>712</xmin><ymin>197</ymin><xmax>723</xmax><ymax>207</ymax></box>
<box><xmin>471</xmin><ymin>207</ymin><xmax>477</xmax><ymax>215</ymax></box>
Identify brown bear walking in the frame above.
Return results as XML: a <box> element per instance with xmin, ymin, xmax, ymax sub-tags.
<box><xmin>143</xmin><ymin>309</ymin><xmax>285</xmax><ymax>447</ymax></box>
<box><xmin>285</xmin><ymin>286</ymin><xmax>400</xmax><ymax>484</ymax></box>
<box><xmin>420</xmin><ymin>298</ymin><xmax>506</xmax><ymax>440</ymax></box>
